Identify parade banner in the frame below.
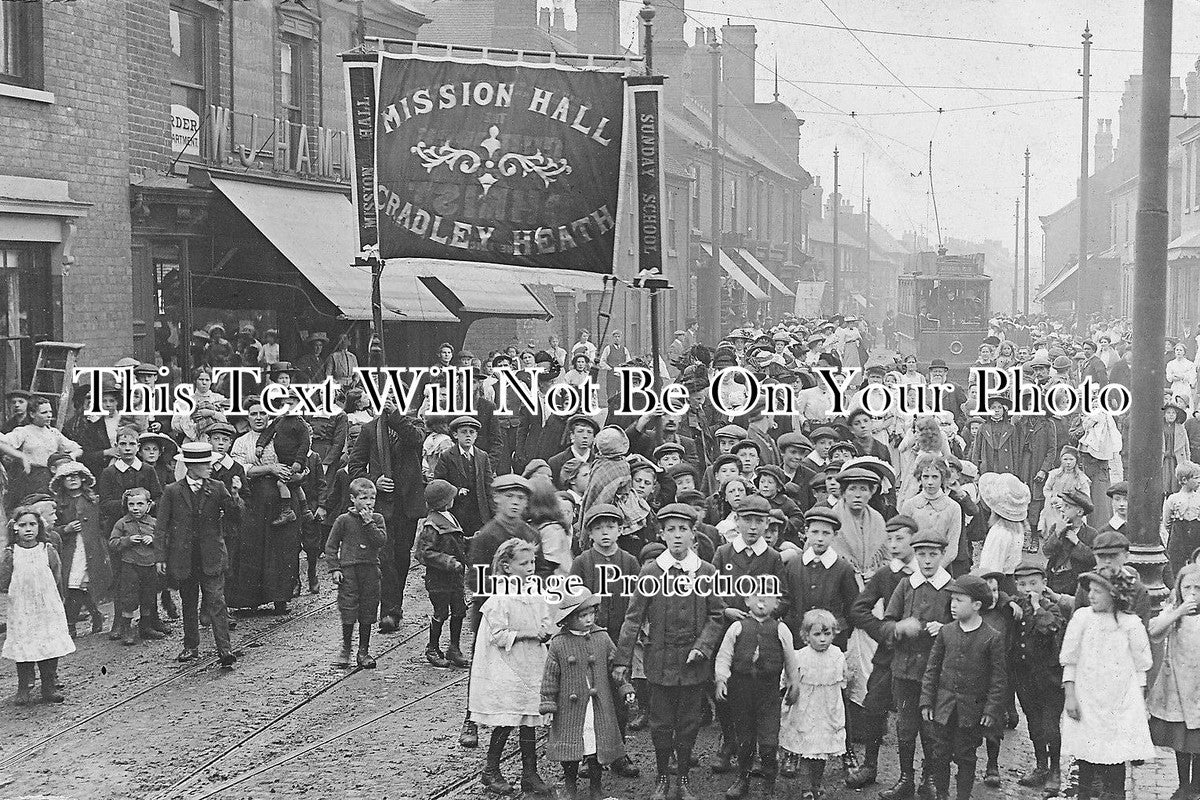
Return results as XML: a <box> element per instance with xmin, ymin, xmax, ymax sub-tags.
<box><xmin>345</xmin><ymin>59</ymin><xmax>379</xmax><ymax>252</ymax></box>
<box><xmin>627</xmin><ymin>76</ymin><xmax>665</xmax><ymax>282</ymax></box>
<box><xmin>373</xmin><ymin>53</ymin><xmax>626</xmax><ymax>274</ymax></box>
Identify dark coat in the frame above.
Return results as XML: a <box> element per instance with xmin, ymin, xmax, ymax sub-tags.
<box><xmin>851</xmin><ymin>562</ymin><xmax>910</xmax><ymax>668</ymax></box>
<box><xmin>569</xmin><ymin>548</ymin><xmax>640</xmax><ymax>643</ymax></box>
<box><xmin>970</xmin><ymin>419</ymin><xmax>1019</xmax><ymax>475</ymax></box>
<box><xmin>711</xmin><ymin>542</ymin><xmax>788</xmax><ymax>617</ymax></box>
<box><xmin>1043</xmin><ymin>526</ymin><xmax>1097</xmax><ymax>596</ymax></box>
<box><xmin>348</xmin><ymin>413</ymin><xmax>427</xmax><ymax>519</ymax></box>
<box><xmin>153</xmin><ymin>478</ymin><xmax>240</xmax><ymax>580</ymax></box>
<box><xmin>540</xmin><ymin>629</ymin><xmax>627</xmax><ymax>765</ymax></box>
<box><xmin>615</xmin><ymin>561</ymin><xmax>726</xmax><ymax>685</ymax></box>
<box><xmin>75</xmin><ymin>417</ymin><xmax>115</xmax><ymax>479</ymax></box>
<box><xmin>55</xmin><ymin>493</ymin><xmax>113</xmax><ymax>599</ymax></box>
<box><xmin>548</xmin><ymin>446</ymin><xmax>592</xmax><ymax>489</ymax></box>
<box><xmin>415</xmin><ymin>510</ymin><xmax>468</xmax><ymax>592</ymax></box>
<box><xmin>881</xmin><ymin>576</ymin><xmax>955</xmax><ymax>681</ymax></box>
<box><xmin>308</xmin><ymin>412</ymin><xmax>348</xmax><ymax>468</ymax></box>
<box><xmin>516</xmin><ymin>407</ymin><xmax>569</xmax><ymax>470</ymax></box>
<box><xmin>432</xmin><ymin>446</ymin><xmax>495</xmax><ymax>534</ymax></box>
<box><xmin>97</xmin><ymin>461</ymin><xmax>162</xmax><ymax>534</ymax></box>
<box><xmin>780</xmin><ymin>552</ymin><xmax>860</xmax><ymax>647</ymax></box>
<box><xmin>1017</xmin><ymin>414</ymin><xmax>1059</xmax><ymax>490</ymax></box>
<box><xmin>920</xmin><ymin>621</ymin><xmax>1008</xmax><ymax>727</ymax></box>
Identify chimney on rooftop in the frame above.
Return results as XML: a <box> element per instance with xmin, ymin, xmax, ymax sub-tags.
<box><xmin>720</xmin><ymin>22</ymin><xmax>757</xmax><ymax>107</ymax></box>
<box><xmin>1094</xmin><ymin>119</ymin><xmax>1113</xmax><ymax>170</ymax></box>
<box><xmin>575</xmin><ymin>0</ymin><xmax>620</xmax><ymax>55</ymax></box>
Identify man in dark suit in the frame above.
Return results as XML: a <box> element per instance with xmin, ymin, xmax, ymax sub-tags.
<box><xmin>433</xmin><ymin>416</ymin><xmax>494</xmax><ymax>536</ymax></box>
<box><xmin>547</xmin><ymin>413</ymin><xmax>598</xmax><ymax>488</ymax></box>
<box><xmin>154</xmin><ymin>441</ymin><xmax>241</xmax><ymax>666</ymax></box>
<box><xmin>349</xmin><ymin>401</ymin><xmax>427</xmax><ymax>632</ymax></box>
<box><xmin>76</xmin><ymin>380</ymin><xmax>122</xmax><ymax>479</ymax></box>
<box><xmin>515</xmin><ymin>351</ymin><xmax>569</xmax><ymax>471</ymax></box>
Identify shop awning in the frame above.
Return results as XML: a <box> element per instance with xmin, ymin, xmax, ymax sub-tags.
<box><xmin>700</xmin><ymin>243</ymin><xmax>769</xmax><ymax>301</ymax></box>
<box><xmin>209</xmin><ymin>177</ymin><xmax>460</xmax><ymax>323</ymax></box>
<box><xmin>852</xmin><ymin>293</ymin><xmax>868</xmax><ymax>308</ymax></box>
<box><xmin>418</xmin><ymin>264</ymin><xmax>553</xmax><ymax>319</ymax></box>
<box><xmin>1035</xmin><ymin>261</ymin><xmax>1079</xmax><ymax>303</ymax></box>
<box><xmin>735</xmin><ymin>248</ymin><xmax>795</xmax><ymax>297</ymax></box>
<box><xmin>1169</xmin><ymin>229</ymin><xmax>1200</xmax><ymax>259</ymax></box>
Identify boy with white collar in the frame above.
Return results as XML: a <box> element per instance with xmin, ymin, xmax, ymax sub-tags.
<box><xmin>847</xmin><ymin>515</ymin><xmax>919</xmax><ymax>789</ymax></box>
<box><xmin>710</xmin><ymin>495</ymin><xmax>789</xmax><ymax>775</ymax></box>
<box><xmin>614</xmin><ymin>503</ymin><xmax>726</xmax><ymax>800</ymax></box>
<box><xmin>878</xmin><ymin>529</ymin><xmax>954</xmax><ymax>800</ymax></box>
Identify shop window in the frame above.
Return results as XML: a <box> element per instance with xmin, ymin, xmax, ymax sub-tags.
<box><xmin>0</xmin><ymin>3</ymin><xmax>42</xmax><ymax>89</ymax></box>
<box><xmin>0</xmin><ymin>246</ymin><xmax>52</xmax><ymax>389</ymax></box>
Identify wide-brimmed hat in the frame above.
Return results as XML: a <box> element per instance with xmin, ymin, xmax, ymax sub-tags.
<box><xmin>978</xmin><ymin>472</ymin><xmax>1031</xmax><ymax>522</ymax></box>
<box><xmin>138</xmin><ymin>432</ymin><xmax>178</xmax><ymax>457</ymax></box>
<box><xmin>551</xmin><ymin>587</ymin><xmax>602</xmax><ymax>627</ymax></box>
<box><xmin>1078</xmin><ymin>565</ymin><xmax>1137</xmax><ymax>613</ymax></box>
<box><xmin>49</xmin><ymin>461</ymin><xmax>95</xmax><ymax>493</ymax></box>
<box><xmin>842</xmin><ymin>456</ymin><xmax>898</xmax><ymax>488</ymax></box>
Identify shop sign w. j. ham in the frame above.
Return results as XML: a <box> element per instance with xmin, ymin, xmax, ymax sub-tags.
<box><xmin>363</xmin><ymin>52</ymin><xmax>628</xmax><ymax>275</ymax></box>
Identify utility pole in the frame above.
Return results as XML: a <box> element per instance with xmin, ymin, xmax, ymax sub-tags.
<box><xmin>705</xmin><ymin>30</ymin><xmax>723</xmax><ymax>345</ymax></box>
<box><xmin>1024</xmin><ymin>148</ymin><xmax>1031</xmax><ymax>315</ymax></box>
<box><xmin>1129</xmin><ymin>0</ymin><xmax>1173</xmax><ymax>605</ymax></box>
<box><xmin>865</xmin><ymin>197</ymin><xmax>872</xmax><ymax>272</ymax></box>
<box><xmin>831</xmin><ymin>147</ymin><xmax>840</xmax><ymax>312</ymax></box>
<box><xmin>1077</xmin><ymin>25</ymin><xmax>1092</xmax><ymax>318</ymax></box>
<box><xmin>639</xmin><ymin>0</ymin><xmax>663</xmax><ymax>387</ymax></box>
<box><xmin>1013</xmin><ymin>199</ymin><xmax>1021</xmax><ymax>313</ymax></box>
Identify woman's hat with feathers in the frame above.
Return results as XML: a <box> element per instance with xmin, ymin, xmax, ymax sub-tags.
<box><xmin>1078</xmin><ymin>564</ymin><xmax>1137</xmax><ymax>615</ymax></box>
<box><xmin>49</xmin><ymin>460</ymin><xmax>95</xmax><ymax>493</ymax></box>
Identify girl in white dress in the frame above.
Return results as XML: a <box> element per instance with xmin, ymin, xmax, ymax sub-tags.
<box><xmin>780</xmin><ymin>609</ymin><xmax>851</xmax><ymax>800</ymax></box>
<box><xmin>1</xmin><ymin>507</ymin><xmax>75</xmax><ymax>705</ymax></box>
<box><xmin>1060</xmin><ymin>565</ymin><xmax>1156</xmax><ymax>799</ymax></box>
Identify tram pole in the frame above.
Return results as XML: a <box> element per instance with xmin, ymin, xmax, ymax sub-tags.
<box><xmin>1024</xmin><ymin>148</ymin><xmax>1031</xmax><ymax>315</ymax></box>
<box><xmin>1076</xmin><ymin>26</ymin><xmax>1092</xmax><ymax>321</ymax></box>
<box><xmin>1013</xmin><ymin>199</ymin><xmax>1020</xmax><ymax>313</ymax></box>
<box><xmin>831</xmin><ymin>147</ymin><xmax>840</xmax><ymax>313</ymax></box>
<box><xmin>1128</xmin><ymin>0</ymin><xmax>1172</xmax><ymax>608</ymax></box>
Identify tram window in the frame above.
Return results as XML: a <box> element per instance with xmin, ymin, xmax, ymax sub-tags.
<box><xmin>916</xmin><ymin>282</ymin><xmax>986</xmax><ymax>331</ymax></box>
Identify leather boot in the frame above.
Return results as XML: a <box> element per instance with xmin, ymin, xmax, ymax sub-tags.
<box><xmin>917</xmin><ymin>772</ymin><xmax>937</xmax><ymax>800</ymax></box>
<box><xmin>725</xmin><ymin>773</ymin><xmax>751</xmax><ymax>799</ymax></box>
<box><xmin>459</xmin><ymin>719</ymin><xmax>478</xmax><ymax>748</ymax></box>
<box><xmin>481</xmin><ymin>731</ymin><xmax>512</xmax><ymax>795</ymax></box>
<box><xmin>121</xmin><ymin>617</ymin><xmax>137</xmax><ymax>646</ymax></box>
<box><xmin>609</xmin><ymin>755</ymin><xmax>639</xmax><ymax>778</ymax></box>
<box><xmin>710</xmin><ymin>741</ymin><xmax>736</xmax><ymax>774</ymax></box>
<box><xmin>520</xmin><ymin>729</ymin><xmax>549</xmax><ymax>794</ymax></box>
<box><xmin>675</xmin><ymin>774</ymin><xmax>698</xmax><ymax>800</ymax></box>
<box><xmin>1044</xmin><ymin>760</ymin><xmax>1062</xmax><ymax>796</ymax></box>
<box><xmin>14</xmin><ymin>663</ymin><xmax>35</xmax><ymax>706</ymax></box>
<box><xmin>307</xmin><ymin>560</ymin><xmax>320</xmax><ymax>594</ymax></box>
<box><xmin>780</xmin><ymin>752</ymin><xmax>799</xmax><ymax>779</ymax></box>
<box><xmin>649</xmin><ymin>775</ymin><xmax>671</xmax><ymax>800</ymax></box>
<box><xmin>848</xmin><ymin>762</ymin><xmax>879</xmax><ymax>790</ymax></box>
<box><xmin>1019</xmin><ymin>758</ymin><xmax>1050</xmax><ymax>787</ymax></box>
<box><xmin>38</xmin><ymin>660</ymin><xmax>64</xmax><ymax>703</ymax></box>
<box><xmin>108</xmin><ymin>613</ymin><xmax>125</xmax><ymax>640</ymax></box>
<box><xmin>138</xmin><ymin>620</ymin><xmax>167</xmax><ymax>640</ymax></box>
<box><xmin>879</xmin><ymin>771</ymin><xmax>915</xmax><ymax>800</ymax></box>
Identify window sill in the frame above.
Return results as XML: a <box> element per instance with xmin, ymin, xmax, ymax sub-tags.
<box><xmin>0</xmin><ymin>83</ymin><xmax>55</xmax><ymax>104</ymax></box>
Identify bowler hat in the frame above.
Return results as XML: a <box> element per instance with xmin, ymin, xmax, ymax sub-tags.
<box><xmin>929</xmin><ymin>358</ymin><xmax>948</xmax><ymax>370</ymax></box>
<box><xmin>947</xmin><ymin>575</ymin><xmax>993</xmax><ymax>609</ymax></box>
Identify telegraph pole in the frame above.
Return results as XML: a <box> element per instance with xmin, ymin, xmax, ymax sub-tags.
<box><xmin>705</xmin><ymin>30</ymin><xmax>723</xmax><ymax>345</ymax></box>
<box><xmin>1024</xmin><ymin>148</ymin><xmax>1031</xmax><ymax>315</ymax></box>
<box><xmin>1128</xmin><ymin>0</ymin><xmax>1173</xmax><ymax>604</ymax></box>
<box><xmin>1013</xmin><ymin>199</ymin><xmax>1020</xmax><ymax>313</ymax></box>
<box><xmin>831</xmin><ymin>147</ymin><xmax>840</xmax><ymax>312</ymax></box>
<box><xmin>1077</xmin><ymin>26</ymin><xmax>1092</xmax><ymax>318</ymax></box>
<box><xmin>865</xmin><ymin>197</ymin><xmax>872</xmax><ymax>272</ymax></box>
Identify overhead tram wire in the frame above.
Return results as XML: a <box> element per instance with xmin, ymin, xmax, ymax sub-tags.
<box><xmin>614</xmin><ymin>0</ymin><xmax>1200</xmax><ymax>56</ymax></box>
<box><xmin>752</xmin><ymin>77</ymin><xmax>1123</xmax><ymax>94</ymax></box>
<box><xmin>814</xmin><ymin>0</ymin><xmax>937</xmax><ymax>111</ymax></box>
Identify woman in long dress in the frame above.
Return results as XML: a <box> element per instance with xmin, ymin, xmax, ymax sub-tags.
<box><xmin>226</xmin><ymin>399</ymin><xmax>302</xmax><ymax>613</ymax></box>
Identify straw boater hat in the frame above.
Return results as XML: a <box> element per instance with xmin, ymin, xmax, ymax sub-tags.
<box><xmin>977</xmin><ymin>472</ymin><xmax>1031</xmax><ymax>523</ymax></box>
<box><xmin>176</xmin><ymin>441</ymin><xmax>214</xmax><ymax>464</ymax></box>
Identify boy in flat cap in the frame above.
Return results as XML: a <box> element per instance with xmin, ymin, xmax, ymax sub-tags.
<box><xmin>614</xmin><ymin>503</ymin><xmax>726</xmax><ymax>800</ymax></box>
<box><xmin>846</xmin><ymin>515</ymin><xmax>918</xmax><ymax>789</ymax></box>
<box><xmin>1098</xmin><ymin>481</ymin><xmax>1128</xmax><ymax>537</ymax></box>
<box><xmin>878</xmin><ymin>529</ymin><xmax>954</xmax><ymax>800</ymax></box>
<box><xmin>433</xmin><ymin>416</ymin><xmax>495</xmax><ymax>537</ymax></box>
<box><xmin>920</xmin><ymin>575</ymin><xmax>1008</xmax><ymax>800</ymax></box>
<box><xmin>568</xmin><ymin>503</ymin><xmax>643</xmax><ymax>778</ymax></box>
<box><xmin>1009</xmin><ymin>559</ymin><xmax>1070</xmax><ymax>796</ymax></box>
<box><xmin>710</xmin><ymin>495</ymin><xmax>789</xmax><ymax>775</ymax></box>
<box><xmin>1043</xmin><ymin>490</ymin><xmax>1098</xmax><ymax>596</ymax></box>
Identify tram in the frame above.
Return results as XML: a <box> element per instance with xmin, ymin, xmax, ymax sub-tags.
<box><xmin>896</xmin><ymin>251</ymin><xmax>991</xmax><ymax>375</ymax></box>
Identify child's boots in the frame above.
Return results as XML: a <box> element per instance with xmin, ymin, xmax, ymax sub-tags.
<box><xmin>121</xmin><ymin>617</ymin><xmax>137</xmax><ymax>646</ymax></box>
<box><xmin>520</xmin><ymin>730</ymin><xmax>550</xmax><ymax>794</ymax></box>
<box><xmin>14</xmin><ymin>663</ymin><xmax>35</xmax><ymax>706</ymax></box>
<box><xmin>38</xmin><ymin>660</ymin><xmax>63</xmax><ymax>703</ymax></box>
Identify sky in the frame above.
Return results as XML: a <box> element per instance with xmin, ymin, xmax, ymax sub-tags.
<box><xmin>597</xmin><ymin>0</ymin><xmax>1200</xmax><ymax>279</ymax></box>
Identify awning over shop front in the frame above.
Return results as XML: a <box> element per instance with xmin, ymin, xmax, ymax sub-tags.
<box><xmin>209</xmin><ymin>176</ymin><xmax>460</xmax><ymax>323</ymax></box>
<box><xmin>1035</xmin><ymin>261</ymin><xmax>1079</xmax><ymax>304</ymax></box>
<box><xmin>700</xmin><ymin>243</ymin><xmax>769</xmax><ymax>301</ymax></box>
<box><xmin>418</xmin><ymin>264</ymin><xmax>552</xmax><ymax>319</ymax></box>
<box><xmin>1169</xmin><ymin>229</ymin><xmax>1200</xmax><ymax>259</ymax></box>
<box><xmin>851</xmin><ymin>293</ymin><xmax>868</xmax><ymax>308</ymax></box>
<box><xmin>735</xmin><ymin>248</ymin><xmax>795</xmax><ymax>297</ymax></box>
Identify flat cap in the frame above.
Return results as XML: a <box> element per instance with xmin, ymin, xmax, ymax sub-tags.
<box><xmin>1013</xmin><ymin>558</ymin><xmax>1047</xmax><ymax>578</ymax></box>
<box><xmin>911</xmin><ymin>529</ymin><xmax>949</xmax><ymax>550</ymax></box>
<box><xmin>449</xmin><ymin>416</ymin><xmax>481</xmax><ymax>433</ymax></box>
<box><xmin>653</xmin><ymin>442</ymin><xmax>686</xmax><ymax>460</ymax></box>
<box><xmin>1091</xmin><ymin>530</ymin><xmax>1131</xmax><ymax>553</ymax></box>
<box><xmin>1106</xmin><ymin>481</ymin><xmax>1129</xmax><ymax>497</ymax></box>
<box><xmin>584</xmin><ymin>503</ymin><xmax>624</xmax><ymax>528</ymax></box>
<box><xmin>777</xmin><ymin>432</ymin><xmax>813</xmax><ymax>453</ymax></box>
<box><xmin>736</xmin><ymin>495</ymin><xmax>771</xmax><ymax>517</ymax></box>
<box><xmin>657</xmin><ymin>503</ymin><xmax>698</xmax><ymax>523</ymax></box>
<box><xmin>567</xmin><ymin>414</ymin><xmax>600</xmax><ymax>433</ymax></box>
<box><xmin>946</xmin><ymin>575</ymin><xmax>993</xmax><ymax>609</ymax></box>
<box><xmin>1060</xmin><ymin>490</ymin><xmax>1094</xmax><ymax>515</ymax></box>
<box><xmin>809</xmin><ymin>426</ymin><xmax>840</xmax><ymax>442</ymax></box>
<box><xmin>491</xmin><ymin>474</ymin><xmax>532</xmax><ymax>494</ymax></box>
<box><xmin>836</xmin><ymin>466</ymin><xmax>880</xmax><ymax>485</ymax></box>
<box><xmin>712</xmin><ymin>454</ymin><xmax>742</xmax><ymax>473</ymax></box>
<box><xmin>886</xmin><ymin>515</ymin><xmax>919</xmax><ymax>533</ymax></box>
<box><xmin>715</xmin><ymin>424</ymin><xmax>749</xmax><ymax>440</ymax></box>
<box><xmin>804</xmin><ymin>506</ymin><xmax>841</xmax><ymax>529</ymax></box>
